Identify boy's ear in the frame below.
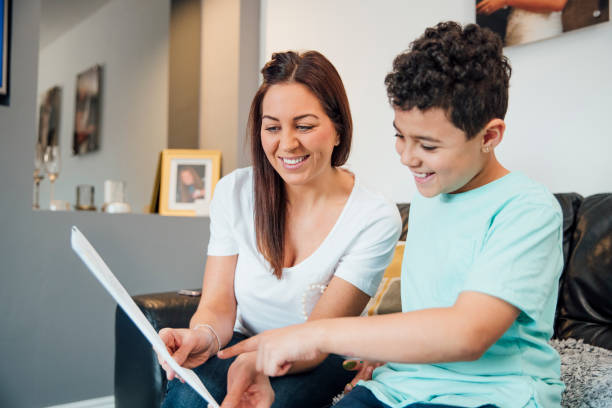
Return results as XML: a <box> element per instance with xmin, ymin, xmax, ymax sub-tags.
<box><xmin>481</xmin><ymin>119</ymin><xmax>505</xmax><ymax>152</ymax></box>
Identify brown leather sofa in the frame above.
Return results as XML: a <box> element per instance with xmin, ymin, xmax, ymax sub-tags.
<box><xmin>114</xmin><ymin>193</ymin><xmax>612</xmax><ymax>408</ymax></box>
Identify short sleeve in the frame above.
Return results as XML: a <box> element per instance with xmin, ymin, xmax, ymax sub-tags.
<box><xmin>207</xmin><ymin>174</ymin><xmax>239</xmax><ymax>256</ymax></box>
<box><xmin>334</xmin><ymin>204</ymin><xmax>402</xmax><ymax>296</ymax></box>
<box><xmin>463</xmin><ymin>201</ymin><xmax>563</xmax><ymax>321</ymax></box>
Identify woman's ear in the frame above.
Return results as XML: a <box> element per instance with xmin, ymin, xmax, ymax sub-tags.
<box><xmin>481</xmin><ymin>118</ymin><xmax>505</xmax><ymax>152</ymax></box>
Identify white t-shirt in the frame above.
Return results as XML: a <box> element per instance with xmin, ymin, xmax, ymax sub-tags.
<box><xmin>207</xmin><ymin>167</ymin><xmax>402</xmax><ymax>336</ymax></box>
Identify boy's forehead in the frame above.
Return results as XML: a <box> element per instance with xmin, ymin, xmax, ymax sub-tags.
<box><xmin>393</xmin><ymin>107</ymin><xmax>465</xmax><ymax>139</ymax></box>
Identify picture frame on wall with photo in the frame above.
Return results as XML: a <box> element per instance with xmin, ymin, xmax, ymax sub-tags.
<box><xmin>38</xmin><ymin>86</ymin><xmax>62</xmax><ymax>148</ymax></box>
<box><xmin>73</xmin><ymin>65</ymin><xmax>102</xmax><ymax>155</ymax></box>
<box><xmin>159</xmin><ymin>149</ymin><xmax>221</xmax><ymax>217</ymax></box>
<box><xmin>476</xmin><ymin>0</ymin><xmax>609</xmax><ymax>47</ymax></box>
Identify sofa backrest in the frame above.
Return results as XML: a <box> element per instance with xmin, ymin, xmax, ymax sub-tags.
<box><xmin>555</xmin><ymin>193</ymin><xmax>612</xmax><ymax>350</ymax></box>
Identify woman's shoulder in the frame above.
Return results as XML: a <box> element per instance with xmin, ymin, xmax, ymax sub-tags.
<box><xmin>352</xmin><ymin>179</ymin><xmax>399</xmax><ymax>213</ymax></box>
<box><xmin>214</xmin><ymin>166</ymin><xmax>254</xmax><ymax>198</ymax></box>
<box><xmin>348</xmin><ymin>178</ymin><xmax>402</xmax><ymax>232</ymax></box>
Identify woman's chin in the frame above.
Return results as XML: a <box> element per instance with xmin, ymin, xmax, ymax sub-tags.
<box><xmin>279</xmin><ymin>172</ymin><xmax>311</xmax><ymax>187</ymax></box>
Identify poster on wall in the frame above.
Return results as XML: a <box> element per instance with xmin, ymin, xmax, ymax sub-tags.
<box><xmin>38</xmin><ymin>86</ymin><xmax>62</xmax><ymax>148</ymax></box>
<box><xmin>73</xmin><ymin>65</ymin><xmax>102</xmax><ymax>155</ymax></box>
<box><xmin>0</xmin><ymin>0</ymin><xmax>10</xmax><ymax>106</ymax></box>
<box><xmin>476</xmin><ymin>0</ymin><xmax>609</xmax><ymax>47</ymax></box>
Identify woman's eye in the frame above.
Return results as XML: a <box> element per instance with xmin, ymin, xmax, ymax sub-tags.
<box><xmin>296</xmin><ymin>125</ymin><xmax>314</xmax><ymax>131</ymax></box>
<box><xmin>265</xmin><ymin>126</ymin><xmax>280</xmax><ymax>132</ymax></box>
<box><xmin>421</xmin><ymin>145</ymin><xmax>437</xmax><ymax>151</ymax></box>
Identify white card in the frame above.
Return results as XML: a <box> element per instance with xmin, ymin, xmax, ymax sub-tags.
<box><xmin>70</xmin><ymin>226</ymin><xmax>219</xmax><ymax>408</ymax></box>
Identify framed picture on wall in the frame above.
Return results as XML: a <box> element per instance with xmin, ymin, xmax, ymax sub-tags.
<box><xmin>38</xmin><ymin>86</ymin><xmax>62</xmax><ymax>148</ymax></box>
<box><xmin>73</xmin><ymin>65</ymin><xmax>102</xmax><ymax>155</ymax></box>
<box><xmin>159</xmin><ymin>149</ymin><xmax>221</xmax><ymax>216</ymax></box>
<box><xmin>0</xmin><ymin>0</ymin><xmax>10</xmax><ymax>106</ymax></box>
<box><xmin>476</xmin><ymin>0</ymin><xmax>609</xmax><ymax>47</ymax></box>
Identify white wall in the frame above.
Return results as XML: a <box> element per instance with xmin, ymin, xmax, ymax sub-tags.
<box><xmin>37</xmin><ymin>0</ymin><xmax>170</xmax><ymax>212</ymax></box>
<box><xmin>261</xmin><ymin>0</ymin><xmax>612</xmax><ymax>202</ymax></box>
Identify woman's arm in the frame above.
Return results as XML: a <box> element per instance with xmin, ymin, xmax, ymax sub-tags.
<box><xmin>477</xmin><ymin>0</ymin><xmax>567</xmax><ymax>15</ymax></box>
<box><xmin>218</xmin><ymin>276</ymin><xmax>369</xmax><ymax>407</ymax></box>
<box><xmin>158</xmin><ymin>254</ymin><xmax>238</xmax><ymax>379</ymax></box>
<box><xmin>285</xmin><ymin>275</ymin><xmax>370</xmax><ymax>373</ymax></box>
<box><xmin>220</xmin><ymin>290</ymin><xmax>519</xmax><ymax>377</ymax></box>
<box><xmin>190</xmin><ymin>254</ymin><xmax>239</xmax><ymax>348</ymax></box>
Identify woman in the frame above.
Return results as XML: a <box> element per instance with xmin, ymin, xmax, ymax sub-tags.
<box><xmin>158</xmin><ymin>50</ymin><xmax>401</xmax><ymax>408</ymax></box>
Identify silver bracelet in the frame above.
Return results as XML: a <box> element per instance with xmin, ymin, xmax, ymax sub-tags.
<box><xmin>193</xmin><ymin>323</ymin><xmax>221</xmax><ymax>355</ymax></box>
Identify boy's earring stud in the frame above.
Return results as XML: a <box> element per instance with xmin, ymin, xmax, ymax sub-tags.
<box><xmin>482</xmin><ymin>146</ymin><xmax>490</xmax><ymax>153</ymax></box>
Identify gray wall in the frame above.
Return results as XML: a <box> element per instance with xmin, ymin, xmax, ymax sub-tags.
<box><xmin>37</xmin><ymin>0</ymin><xmax>170</xmax><ymax>213</ymax></box>
<box><xmin>168</xmin><ymin>0</ymin><xmax>201</xmax><ymax>149</ymax></box>
<box><xmin>236</xmin><ymin>0</ymin><xmax>260</xmax><ymax>168</ymax></box>
<box><xmin>0</xmin><ymin>2</ymin><xmax>210</xmax><ymax>406</ymax></box>
<box><xmin>200</xmin><ymin>0</ymin><xmax>258</xmax><ymax>174</ymax></box>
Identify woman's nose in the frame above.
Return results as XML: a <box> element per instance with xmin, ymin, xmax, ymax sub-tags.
<box><xmin>279</xmin><ymin>129</ymin><xmax>300</xmax><ymax>151</ymax></box>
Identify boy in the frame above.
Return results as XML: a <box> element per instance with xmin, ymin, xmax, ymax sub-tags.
<box><xmin>220</xmin><ymin>21</ymin><xmax>564</xmax><ymax>408</ymax></box>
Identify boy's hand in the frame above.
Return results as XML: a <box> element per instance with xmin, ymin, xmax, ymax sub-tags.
<box><xmin>220</xmin><ymin>352</ymin><xmax>274</xmax><ymax>408</ymax></box>
<box><xmin>218</xmin><ymin>324</ymin><xmax>323</xmax><ymax>377</ymax></box>
<box><xmin>342</xmin><ymin>360</ymin><xmax>384</xmax><ymax>392</ymax></box>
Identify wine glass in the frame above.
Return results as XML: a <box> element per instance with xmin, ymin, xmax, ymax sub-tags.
<box><xmin>43</xmin><ymin>145</ymin><xmax>61</xmax><ymax>205</ymax></box>
<box><xmin>32</xmin><ymin>142</ymin><xmax>45</xmax><ymax>209</ymax></box>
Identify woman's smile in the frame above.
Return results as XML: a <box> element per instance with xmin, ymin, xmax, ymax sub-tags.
<box><xmin>279</xmin><ymin>155</ymin><xmax>310</xmax><ymax>170</ymax></box>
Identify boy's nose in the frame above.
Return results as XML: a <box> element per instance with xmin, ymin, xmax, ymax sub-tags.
<box><xmin>401</xmin><ymin>146</ymin><xmax>421</xmax><ymax>168</ymax></box>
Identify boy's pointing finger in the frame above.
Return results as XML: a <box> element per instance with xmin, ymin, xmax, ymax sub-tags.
<box><xmin>218</xmin><ymin>336</ymin><xmax>259</xmax><ymax>359</ymax></box>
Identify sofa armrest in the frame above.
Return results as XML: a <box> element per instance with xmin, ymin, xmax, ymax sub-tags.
<box><xmin>114</xmin><ymin>291</ymin><xmax>200</xmax><ymax>408</ymax></box>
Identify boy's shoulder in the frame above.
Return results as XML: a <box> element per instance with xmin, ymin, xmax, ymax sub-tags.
<box><xmin>498</xmin><ymin>172</ymin><xmax>561</xmax><ymax>215</ymax></box>
<box><xmin>412</xmin><ymin>172</ymin><xmax>562</xmax><ymax>226</ymax></box>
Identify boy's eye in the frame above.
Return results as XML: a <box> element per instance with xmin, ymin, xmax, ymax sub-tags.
<box><xmin>421</xmin><ymin>145</ymin><xmax>437</xmax><ymax>151</ymax></box>
<box><xmin>394</xmin><ymin>133</ymin><xmax>404</xmax><ymax>139</ymax></box>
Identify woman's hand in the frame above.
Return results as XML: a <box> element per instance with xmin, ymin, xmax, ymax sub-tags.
<box><xmin>220</xmin><ymin>352</ymin><xmax>275</xmax><ymax>408</ymax></box>
<box><xmin>477</xmin><ymin>0</ymin><xmax>507</xmax><ymax>15</ymax></box>
<box><xmin>218</xmin><ymin>323</ymin><xmax>323</xmax><ymax>377</ymax></box>
<box><xmin>157</xmin><ymin>327</ymin><xmax>217</xmax><ymax>381</ymax></box>
<box><xmin>341</xmin><ymin>360</ymin><xmax>384</xmax><ymax>393</ymax></box>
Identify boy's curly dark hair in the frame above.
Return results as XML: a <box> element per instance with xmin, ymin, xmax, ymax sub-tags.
<box><xmin>385</xmin><ymin>21</ymin><xmax>511</xmax><ymax>139</ymax></box>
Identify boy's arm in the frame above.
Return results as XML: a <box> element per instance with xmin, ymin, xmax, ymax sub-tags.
<box><xmin>220</xmin><ymin>290</ymin><xmax>519</xmax><ymax>377</ymax></box>
<box><xmin>322</xmin><ymin>291</ymin><xmax>518</xmax><ymax>363</ymax></box>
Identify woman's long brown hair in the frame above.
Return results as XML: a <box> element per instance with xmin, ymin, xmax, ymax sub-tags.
<box><xmin>248</xmin><ymin>51</ymin><xmax>353</xmax><ymax>278</ymax></box>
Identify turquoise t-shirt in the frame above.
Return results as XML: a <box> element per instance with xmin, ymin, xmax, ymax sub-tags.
<box><xmin>362</xmin><ymin>172</ymin><xmax>564</xmax><ymax>408</ymax></box>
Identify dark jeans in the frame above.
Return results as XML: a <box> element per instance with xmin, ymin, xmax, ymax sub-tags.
<box><xmin>335</xmin><ymin>385</ymin><xmax>498</xmax><ymax>408</ymax></box>
<box><xmin>162</xmin><ymin>331</ymin><xmax>354</xmax><ymax>408</ymax></box>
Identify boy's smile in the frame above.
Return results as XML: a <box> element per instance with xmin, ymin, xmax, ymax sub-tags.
<box><xmin>393</xmin><ymin>107</ymin><xmax>507</xmax><ymax>198</ymax></box>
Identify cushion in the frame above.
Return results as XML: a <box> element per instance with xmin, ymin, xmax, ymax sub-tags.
<box><xmin>364</xmin><ymin>243</ymin><xmax>404</xmax><ymax>316</ymax></box>
<box><xmin>550</xmin><ymin>338</ymin><xmax>612</xmax><ymax>408</ymax></box>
